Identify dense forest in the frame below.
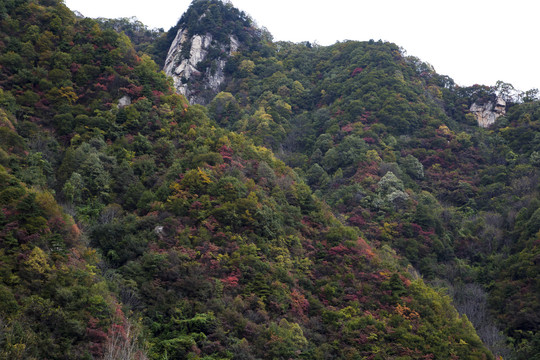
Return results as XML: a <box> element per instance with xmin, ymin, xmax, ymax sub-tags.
<box><xmin>0</xmin><ymin>0</ymin><xmax>538</xmax><ymax>359</ymax></box>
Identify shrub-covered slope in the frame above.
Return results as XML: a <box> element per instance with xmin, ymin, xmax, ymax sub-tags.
<box><xmin>0</xmin><ymin>0</ymin><xmax>498</xmax><ymax>359</ymax></box>
<box><xmin>194</xmin><ymin>4</ymin><xmax>540</xmax><ymax>358</ymax></box>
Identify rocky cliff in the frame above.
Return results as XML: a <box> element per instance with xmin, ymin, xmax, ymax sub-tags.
<box><xmin>470</xmin><ymin>97</ymin><xmax>506</xmax><ymax>128</ymax></box>
<box><xmin>162</xmin><ymin>0</ymin><xmax>256</xmax><ymax>105</ymax></box>
<box><xmin>164</xmin><ymin>28</ymin><xmax>239</xmax><ymax>104</ymax></box>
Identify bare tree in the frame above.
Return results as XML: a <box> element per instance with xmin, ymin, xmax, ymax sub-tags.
<box><xmin>102</xmin><ymin>320</ymin><xmax>148</xmax><ymax>360</ymax></box>
<box><xmin>449</xmin><ymin>283</ymin><xmax>510</xmax><ymax>359</ymax></box>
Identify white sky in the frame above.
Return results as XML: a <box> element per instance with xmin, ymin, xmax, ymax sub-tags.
<box><xmin>64</xmin><ymin>0</ymin><xmax>540</xmax><ymax>91</ymax></box>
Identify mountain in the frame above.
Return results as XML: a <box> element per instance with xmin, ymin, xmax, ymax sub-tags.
<box><xmin>160</xmin><ymin>1</ymin><xmax>540</xmax><ymax>358</ymax></box>
<box><xmin>0</xmin><ymin>0</ymin><xmax>538</xmax><ymax>359</ymax></box>
<box><xmin>163</xmin><ymin>0</ymin><xmax>268</xmax><ymax>105</ymax></box>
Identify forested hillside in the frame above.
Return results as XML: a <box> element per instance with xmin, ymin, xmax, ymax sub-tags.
<box><xmin>0</xmin><ymin>0</ymin><xmax>538</xmax><ymax>359</ymax></box>
<box><xmin>211</xmin><ymin>23</ymin><xmax>540</xmax><ymax>360</ymax></box>
<box><xmin>157</xmin><ymin>1</ymin><xmax>540</xmax><ymax>358</ymax></box>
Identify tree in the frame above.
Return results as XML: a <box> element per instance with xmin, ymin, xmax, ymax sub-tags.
<box><xmin>521</xmin><ymin>88</ymin><xmax>539</xmax><ymax>103</ymax></box>
<box><xmin>377</xmin><ymin>171</ymin><xmax>404</xmax><ymax>194</ymax></box>
<box><xmin>208</xmin><ymin>91</ymin><xmax>240</xmax><ymax>126</ymax></box>
<box><xmin>266</xmin><ymin>319</ymin><xmax>308</xmax><ymax>359</ymax></box>
<box><xmin>402</xmin><ymin>154</ymin><xmax>424</xmax><ymax>179</ymax></box>
<box><xmin>306</xmin><ymin>163</ymin><xmax>329</xmax><ymax>188</ymax></box>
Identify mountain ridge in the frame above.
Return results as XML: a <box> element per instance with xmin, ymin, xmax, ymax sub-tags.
<box><xmin>158</xmin><ymin>2</ymin><xmax>539</xmax><ymax>358</ymax></box>
<box><xmin>0</xmin><ymin>0</ymin><xmax>538</xmax><ymax>359</ymax></box>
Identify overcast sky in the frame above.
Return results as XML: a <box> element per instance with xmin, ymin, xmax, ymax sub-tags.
<box><xmin>64</xmin><ymin>0</ymin><xmax>540</xmax><ymax>92</ymax></box>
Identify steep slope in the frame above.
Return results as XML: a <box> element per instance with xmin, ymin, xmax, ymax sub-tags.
<box><xmin>0</xmin><ymin>163</ymin><xmax>140</xmax><ymax>359</ymax></box>
<box><xmin>0</xmin><ymin>0</ymin><xmax>496</xmax><ymax>359</ymax></box>
<box><xmin>189</xmin><ymin>16</ymin><xmax>539</xmax><ymax>359</ymax></box>
<box><xmin>482</xmin><ymin>100</ymin><xmax>540</xmax><ymax>358</ymax></box>
<box><xmin>0</xmin><ymin>2</ymin><xmax>150</xmax><ymax>359</ymax></box>
<box><xmin>163</xmin><ymin>0</ymin><xmax>267</xmax><ymax>105</ymax></box>
<box><xmin>95</xmin><ymin>16</ymin><xmax>168</xmax><ymax>67</ymax></box>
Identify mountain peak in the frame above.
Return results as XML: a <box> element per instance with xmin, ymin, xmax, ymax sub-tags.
<box><xmin>163</xmin><ymin>0</ymin><xmax>260</xmax><ymax>104</ymax></box>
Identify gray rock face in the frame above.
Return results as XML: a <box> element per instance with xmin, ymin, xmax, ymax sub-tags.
<box><xmin>118</xmin><ymin>95</ymin><xmax>131</xmax><ymax>108</ymax></box>
<box><xmin>164</xmin><ymin>28</ymin><xmax>239</xmax><ymax>105</ymax></box>
<box><xmin>470</xmin><ymin>97</ymin><xmax>506</xmax><ymax>128</ymax></box>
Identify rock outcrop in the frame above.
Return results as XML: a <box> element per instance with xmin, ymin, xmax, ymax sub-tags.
<box><xmin>470</xmin><ymin>97</ymin><xmax>506</xmax><ymax>128</ymax></box>
<box><xmin>118</xmin><ymin>95</ymin><xmax>131</xmax><ymax>108</ymax></box>
<box><xmin>162</xmin><ymin>0</ymin><xmax>258</xmax><ymax>104</ymax></box>
<box><xmin>164</xmin><ymin>28</ymin><xmax>239</xmax><ymax>105</ymax></box>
